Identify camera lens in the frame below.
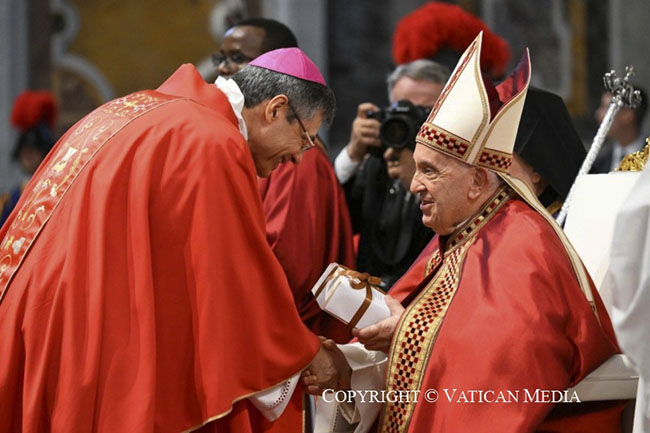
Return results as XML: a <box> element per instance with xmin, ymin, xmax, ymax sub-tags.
<box><xmin>381</xmin><ymin>118</ymin><xmax>411</xmax><ymax>148</ymax></box>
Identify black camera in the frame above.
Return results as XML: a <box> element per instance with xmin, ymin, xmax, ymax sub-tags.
<box><xmin>367</xmin><ymin>100</ymin><xmax>430</xmax><ymax>154</ymax></box>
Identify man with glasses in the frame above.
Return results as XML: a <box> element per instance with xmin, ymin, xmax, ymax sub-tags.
<box><xmin>214</xmin><ymin>18</ymin><xmax>356</xmax><ymax>344</ymax></box>
<box><xmin>0</xmin><ymin>47</ymin><xmax>341</xmax><ymax>433</ymax></box>
<box><xmin>214</xmin><ymin>18</ymin><xmax>298</xmax><ymax>77</ymax></box>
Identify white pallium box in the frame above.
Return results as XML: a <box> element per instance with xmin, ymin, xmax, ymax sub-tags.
<box><xmin>312</xmin><ymin>263</ymin><xmax>391</xmax><ymax>329</ymax></box>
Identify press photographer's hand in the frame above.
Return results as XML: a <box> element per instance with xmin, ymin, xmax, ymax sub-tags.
<box><xmin>347</xmin><ymin>102</ymin><xmax>382</xmax><ymax>161</ymax></box>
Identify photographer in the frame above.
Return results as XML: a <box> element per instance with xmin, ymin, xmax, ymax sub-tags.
<box><xmin>334</xmin><ymin>60</ymin><xmax>449</xmax><ymax>289</ymax></box>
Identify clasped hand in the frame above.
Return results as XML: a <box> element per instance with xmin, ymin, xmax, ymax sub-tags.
<box><xmin>301</xmin><ymin>295</ymin><xmax>404</xmax><ymax>395</ymax></box>
<box><xmin>302</xmin><ymin>338</ymin><xmax>351</xmax><ymax>395</ymax></box>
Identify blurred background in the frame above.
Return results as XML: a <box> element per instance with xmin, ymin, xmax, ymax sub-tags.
<box><xmin>1</xmin><ymin>0</ymin><xmax>649</xmax><ymax>193</ymax></box>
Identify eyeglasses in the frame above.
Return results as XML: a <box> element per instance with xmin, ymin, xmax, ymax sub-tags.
<box><xmin>211</xmin><ymin>51</ymin><xmax>256</xmax><ymax>67</ymax></box>
<box><xmin>287</xmin><ymin>101</ymin><xmax>317</xmax><ymax>151</ymax></box>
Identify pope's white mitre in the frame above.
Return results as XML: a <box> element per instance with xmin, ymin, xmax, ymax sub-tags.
<box><xmin>416</xmin><ymin>32</ymin><xmax>531</xmax><ymax>173</ymax></box>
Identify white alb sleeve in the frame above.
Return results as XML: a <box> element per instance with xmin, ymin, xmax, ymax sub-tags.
<box><xmin>249</xmin><ymin>373</ymin><xmax>300</xmax><ymax>421</ymax></box>
<box><xmin>334</xmin><ymin>147</ymin><xmax>362</xmax><ymax>184</ymax></box>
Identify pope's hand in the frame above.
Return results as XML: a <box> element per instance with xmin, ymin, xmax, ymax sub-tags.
<box><xmin>302</xmin><ymin>338</ymin><xmax>351</xmax><ymax>395</ymax></box>
<box><xmin>346</xmin><ymin>102</ymin><xmax>382</xmax><ymax>161</ymax></box>
<box><xmin>352</xmin><ymin>295</ymin><xmax>404</xmax><ymax>353</ymax></box>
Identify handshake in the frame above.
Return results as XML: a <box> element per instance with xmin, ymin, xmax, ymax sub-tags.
<box><xmin>301</xmin><ymin>295</ymin><xmax>404</xmax><ymax>395</ymax></box>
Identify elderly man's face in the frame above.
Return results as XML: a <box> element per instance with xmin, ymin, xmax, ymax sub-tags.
<box><xmin>216</xmin><ymin>25</ymin><xmax>266</xmax><ymax>77</ymax></box>
<box><xmin>385</xmin><ymin>76</ymin><xmax>444</xmax><ymax>189</ymax></box>
<box><xmin>410</xmin><ymin>144</ymin><xmax>475</xmax><ymax>235</ymax></box>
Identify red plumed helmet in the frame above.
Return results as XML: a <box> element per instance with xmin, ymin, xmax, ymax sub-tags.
<box><xmin>393</xmin><ymin>2</ymin><xmax>511</xmax><ymax>79</ymax></box>
<box><xmin>10</xmin><ymin>90</ymin><xmax>58</xmax><ymax>132</ymax></box>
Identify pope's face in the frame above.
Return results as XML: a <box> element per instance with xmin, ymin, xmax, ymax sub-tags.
<box><xmin>249</xmin><ymin>102</ymin><xmax>323</xmax><ymax>177</ymax></box>
<box><xmin>216</xmin><ymin>26</ymin><xmax>266</xmax><ymax>77</ymax></box>
<box><xmin>410</xmin><ymin>144</ymin><xmax>474</xmax><ymax>235</ymax></box>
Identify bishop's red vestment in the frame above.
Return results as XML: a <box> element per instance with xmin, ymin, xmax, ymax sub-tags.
<box><xmin>0</xmin><ymin>64</ymin><xmax>319</xmax><ymax>432</ymax></box>
<box><xmin>258</xmin><ymin>148</ymin><xmax>355</xmax><ymax>343</ymax></box>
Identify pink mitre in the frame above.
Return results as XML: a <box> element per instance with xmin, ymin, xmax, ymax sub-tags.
<box><xmin>248</xmin><ymin>47</ymin><xmax>327</xmax><ymax>86</ymax></box>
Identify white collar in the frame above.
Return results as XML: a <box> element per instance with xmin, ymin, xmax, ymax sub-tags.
<box><xmin>215</xmin><ymin>76</ymin><xmax>248</xmax><ymax>140</ymax></box>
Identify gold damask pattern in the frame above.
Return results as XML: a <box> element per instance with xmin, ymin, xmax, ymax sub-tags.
<box><xmin>0</xmin><ymin>91</ymin><xmax>180</xmax><ymax>304</ymax></box>
<box><xmin>617</xmin><ymin>139</ymin><xmax>649</xmax><ymax>172</ymax></box>
<box><xmin>379</xmin><ymin>186</ymin><xmax>512</xmax><ymax>433</ymax></box>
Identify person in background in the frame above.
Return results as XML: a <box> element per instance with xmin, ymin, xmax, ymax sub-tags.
<box><xmin>334</xmin><ymin>59</ymin><xmax>448</xmax><ymax>289</ymax></box>
<box><xmin>215</xmin><ymin>17</ymin><xmax>356</xmax><ymax>343</ymax></box>
<box><xmin>509</xmin><ymin>87</ymin><xmax>587</xmax><ymax>214</ymax></box>
<box><xmin>591</xmin><ymin>86</ymin><xmax>648</xmax><ymax>173</ymax></box>
<box><xmin>1</xmin><ymin>90</ymin><xmax>57</xmax><ymax>226</ymax></box>
<box><xmin>214</xmin><ymin>17</ymin><xmax>298</xmax><ymax>78</ymax></box>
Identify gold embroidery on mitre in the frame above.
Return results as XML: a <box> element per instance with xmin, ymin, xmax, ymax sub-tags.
<box><xmin>477</xmin><ymin>147</ymin><xmax>513</xmax><ymax>173</ymax></box>
<box><xmin>378</xmin><ymin>187</ymin><xmax>512</xmax><ymax>433</ymax></box>
<box><xmin>416</xmin><ymin>39</ymin><xmax>478</xmax><ymax>164</ymax></box>
<box><xmin>416</xmin><ymin>123</ymin><xmax>470</xmax><ymax>160</ymax></box>
<box><xmin>470</xmin><ymin>44</ymin><xmax>491</xmax><ymax>149</ymax></box>
<box><xmin>428</xmin><ymin>40</ymin><xmax>478</xmax><ymax>120</ymax></box>
<box><xmin>417</xmin><ymin>32</ymin><xmax>530</xmax><ymax>174</ymax></box>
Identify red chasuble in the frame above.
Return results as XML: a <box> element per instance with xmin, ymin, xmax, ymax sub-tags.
<box><xmin>258</xmin><ymin>148</ymin><xmax>355</xmax><ymax>343</ymax></box>
<box><xmin>379</xmin><ymin>186</ymin><xmax>622</xmax><ymax>433</ymax></box>
<box><xmin>0</xmin><ymin>64</ymin><xmax>319</xmax><ymax>433</ymax></box>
